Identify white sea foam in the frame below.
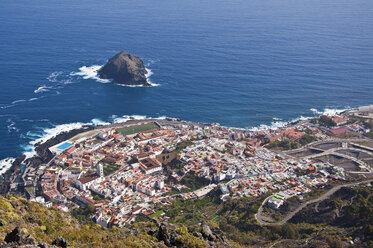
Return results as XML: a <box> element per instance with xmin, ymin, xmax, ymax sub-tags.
<box><xmin>111</xmin><ymin>117</ymin><xmax>131</xmax><ymax>123</ymax></box>
<box><xmin>11</xmin><ymin>99</ymin><xmax>26</xmax><ymax>104</ymax></box>
<box><xmin>249</xmin><ymin>107</ymin><xmax>352</xmax><ymax>132</ymax></box>
<box><xmin>26</xmin><ymin>130</ymin><xmax>43</xmax><ymax>138</ymax></box>
<box><xmin>30</xmin><ymin>122</ymin><xmax>89</xmax><ymax>146</ymax></box>
<box><xmin>310</xmin><ymin>107</ymin><xmax>349</xmax><ymax>116</ymax></box>
<box><xmin>145</xmin><ymin>68</ymin><xmax>153</xmax><ymax>78</ymax></box>
<box><xmin>249</xmin><ymin>115</ymin><xmax>312</xmax><ymax>132</ymax></box>
<box><xmin>1</xmin><ymin>97</ymin><xmax>39</xmax><ymax>110</ymax></box>
<box><xmin>145</xmin><ymin>58</ymin><xmax>160</xmax><ymax>67</ymax></box>
<box><xmin>117</xmin><ymin>68</ymin><xmax>159</xmax><ymax>87</ymax></box>
<box><xmin>21</xmin><ymin>144</ymin><xmax>37</xmax><ymax>159</ymax></box>
<box><xmin>21</xmin><ymin>122</ymin><xmax>91</xmax><ymax>160</ymax></box>
<box><xmin>91</xmin><ymin>118</ymin><xmax>110</xmax><ymax>126</ymax></box>
<box><xmin>29</xmin><ymin>98</ymin><xmax>38</xmax><ymax>101</ymax></box>
<box><xmin>153</xmin><ymin>116</ymin><xmax>168</xmax><ymax>120</ymax></box>
<box><xmin>72</xmin><ymin>65</ymin><xmax>159</xmax><ymax>86</ymax></box>
<box><xmin>22</xmin><ymin>119</ymin><xmax>49</xmax><ymax>123</ymax></box>
<box><xmin>34</xmin><ymin>86</ymin><xmax>51</xmax><ymax>93</ymax></box>
<box><xmin>310</xmin><ymin>108</ymin><xmax>322</xmax><ymax>115</ymax></box>
<box><xmin>145</xmin><ymin>68</ymin><xmax>159</xmax><ymax>87</ymax></box>
<box><xmin>22</xmin><ymin>116</ymin><xmax>123</xmax><ymax>159</ymax></box>
<box><xmin>47</xmin><ymin>71</ymin><xmax>63</xmax><ymax>82</ymax></box>
<box><xmin>37</xmin><ymin>71</ymin><xmax>74</xmax><ymax>93</ymax></box>
<box><xmin>63</xmin><ymin>79</ymin><xmax>73</xmax><ymax>84</ymax></box>
<box><xmin>0</xmin><ymin>114</ymin><xmax>185</xmax><ymax>175</ymax></box>
<box><xmin>7</xmin><ymin>119</ymin><xmax>19</xmax><ymax>133</ymax></box>
<box><xmin>0</xmin><ymin>157</ymin><xmax>15</xmax><ymax>175</ymax></box>
<box><xmin>112</xmin><ymin>115</ymin><xmax>148</xmax><ymax>123</ymax></box>
<box><xmin>323</xmin><ymin>108</ymin><xmax>349</xmax><ymax>116</ymax></box>
<box><xmin>71</xmin><ymin>65</ymin><xmax>110</xmax><ymax>83</ymax></box>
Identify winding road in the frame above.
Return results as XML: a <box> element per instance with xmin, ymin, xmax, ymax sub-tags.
<box><xmin>255</xmin><ymin>179</ymin><xmax>373</xmax><ymax>225</ymax></box>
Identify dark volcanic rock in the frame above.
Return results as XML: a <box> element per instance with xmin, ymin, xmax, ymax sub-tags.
<box><xmin>2</xmin><ymin>227</ymin><xmax>53</xmax><ymax>247</ymax></box>
<box><xmin>4</xmin><ymin>227</ymin><xmax>22</xmax><ymax>243</ymax></box>
<box><xmin>98</xmin><ymin>51</ymin><xmax>150</xmax><ymax>86</ymax></box>
<box><xmin>0</xmin><ymin>155</ymin><xmax>25</xmax><ymax>194</ymax></box>
<box><xmin>201</xmin><ymin>223</ymin><xmax>216</xmax><ymax>241</ymax></box>
<box><xmin>157</xmin><ymin>222</ymin><xmax>172</xmax><ymax>246</ymax></box>
<box><xmin>52</xmin><ymin>237</ymin><xmax>69</xmax><ymax>248</ymax></box>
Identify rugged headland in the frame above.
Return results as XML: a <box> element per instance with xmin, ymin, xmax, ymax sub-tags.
<box><xmin>98</xmin><ymin>51</ymin><xmax>151</xmax><ymax>86</ymax></box>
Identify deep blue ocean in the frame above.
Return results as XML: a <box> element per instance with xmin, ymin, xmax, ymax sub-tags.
<box><xmin>0</xmin><ymin>0</ymin><xmax>373</xmax><ymax>164</ymax></box>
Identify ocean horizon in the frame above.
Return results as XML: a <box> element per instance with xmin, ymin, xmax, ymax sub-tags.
<box><xmin>1</xmin><ymin>0</ymin><xmax>373</xmax><ymax>166</ymax></box>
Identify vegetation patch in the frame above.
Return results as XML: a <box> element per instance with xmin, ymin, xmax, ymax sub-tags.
<box><xmin>149</xmin><ymin>210</ymin><xmax>164</xmax><ymax>218</ymax></box>
<box><xmin>100</xmin><ymin>160</ymin><xmax>121</xmax><ymax>176</ymax></box>
<box><xmin>180</xmin><ymin>173</ymin><xmax>210</xmax><ymax>191</ymax></box>
<box><xmin>116</xmin><ymin>122</ymin><xmax>159</xmax><ymax>136</ymax></box>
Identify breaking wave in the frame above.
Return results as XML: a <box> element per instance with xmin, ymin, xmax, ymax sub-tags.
<box><xmin>6</xmin><ymin>105</ymin><xmax>354</xmax><ymax>175</ymax></box>
<box><xmin>0</xmin><ymin>157</ymin><xmax>15</xmax><ymax>175</ymax></box>
<box><xmin>249</xmin><ymin>107</ymin><xmax>352</xmax><ymax>131</ymax></box>
<box><xmin>34</xmin><ymin>85</ymin><xmax>52</xmax><ymax>93</ymax></box>
<box><xmin>310</xmin><ymin>107</ymin><xmax>350</xmax><ymax>116</ymax></box>
<box><xmin>91</xmin><ymin>118</ymin><xmax>111</xmax><ymax>126</ymax></box>
<box><xmin>34</xmin><ymin>71</ymin><xmax>74</xmax><ymax>94</ymax></box>
<box><xmin>18</xmin><ymin>114</ymin><xmax>170</xmax><ymax>162</ymax></box>
<box><xmin>47</xmin><ymin>71</ymin><xmax>63</xmax><ymax>82</ymax></box>
<box><xmin>70</xmin><ymin>65</ymin><xmax>110</xmax><ymax>83</ymax></box>
<box><xmin>22</xmin><ymin>122</ymin><xmax>92</xmax><ymax>159</ymax></box>
<box><xmin>6</xmin><ymin>118</ymin><xmax>19</xmax><ymax>133</ymax></box>
<box><xmin>11</xmin><ymin>99</ymin><xmax>26</xmax><ymax>104</ymax></box>
<box><xmin>111</xmin><ymin>115</ymin><xmax>148</xmax><ymax>123</ymax></box>
<box><xmin>72</xmin><ymin>65</ymin><xmax>159</xmax><ymax>86</ymax></box>
<box><xmin>249</xmin><ymin>116</ymin><xmax>312</xmax><ymax>132</ymax></box>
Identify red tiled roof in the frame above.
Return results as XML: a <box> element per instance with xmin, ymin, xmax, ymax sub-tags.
<box><xmin>328</xmin><ymin>127</ymin><xmax>351</xmax><ymax>136</ymax></box>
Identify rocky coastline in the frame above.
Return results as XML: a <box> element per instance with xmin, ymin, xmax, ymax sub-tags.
<box><xmin>0</xmin><ymin>117</ymin><xmax>251</xmax><ymax>197</ymax></box>
<box><xmin>0</xmin><ymin>106</ymin><xmax>356</xmax><ymax>197</ymax></box>
<box><xmin>0</xmin><ymin>126</ymin><xmax>94</xmax><ymax>195</ymax></box>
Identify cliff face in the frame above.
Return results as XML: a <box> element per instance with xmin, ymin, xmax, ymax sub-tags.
<box><xmin>98</xmin><ymin>51</ymin><xmax>150</xmax><ymax>86</ymax></box>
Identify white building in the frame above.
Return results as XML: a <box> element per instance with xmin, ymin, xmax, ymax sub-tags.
<box><xmin>139</xmin><ymin>158</ymin><xmax>163</xmax><ymax>175</ymax></box>
<box><xmin>75</xmin><ymin>173</ymin><xmax>104</xmax><ymax>191</ymax></box>
<box><xmin>97</xmin><ymin>163</ymin><xmax>104</xmax><ymax>177</ymax></box>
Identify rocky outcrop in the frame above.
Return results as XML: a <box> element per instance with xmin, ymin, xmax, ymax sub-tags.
<box><xmin>201</xmin><ymin>223</ymin><xmax>216</xmax><ymax>241</ymax></box>
<box><xmin>1</xmin><ymin>227</ymin><xmax>56</xmax><ymax>248</ymax></box>
<box><xmin>155</xmin><ymin>222</ymin><xmax>230</xmax><ymax>248</ymax></box>
<box><xmin>98</xmin><ymin>51</ymin><xmax>150</xmax><ymax>86</ymax></box>
<box><xmin>157</xmin><ymin>222</ymin><xmax>181</xmax><ymax>247</ymax></box>
<box><xmin>4</xmin><ymin>227</ymin><xmax>22</xmax><ymax>243</ymax></box>
<box><xmin>0</xmin><ymin>155</ymin><xmax>25</xmax><ymax>195</ymax></box>
<box><xmin>52</xmin><ymin>237</ymin><xmax>69</xmax><ymax>248</ymax></box>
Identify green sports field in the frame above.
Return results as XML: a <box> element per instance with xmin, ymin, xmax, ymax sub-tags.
<box><xmin>116</xmin><ymin>122</ymin><xmax>159</xmax><ymax>136</ymax></box>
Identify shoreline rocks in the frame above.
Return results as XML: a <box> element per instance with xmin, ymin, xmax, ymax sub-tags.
<box><xmin>0</xmin><ymin>126</ymin><xmax>93</xmax><ymax>196</ymax></box>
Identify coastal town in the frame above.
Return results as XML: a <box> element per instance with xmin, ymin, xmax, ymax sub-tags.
<box><xmin>6</xmin><ymin>106</ymin><xmax>373</xmax><ymax>228</ymax></box>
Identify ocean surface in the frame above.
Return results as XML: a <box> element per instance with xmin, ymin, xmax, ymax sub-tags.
<box><xmin>1</xmin><ymin>0</ymin><xmax>373</xmax><ymax>167</ymax></box>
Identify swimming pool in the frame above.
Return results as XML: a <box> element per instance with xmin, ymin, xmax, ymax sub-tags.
<box><xmin>57</xmin><ymin>142</ymin><xmax>73</xmax><ymax>151</ymax></box>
